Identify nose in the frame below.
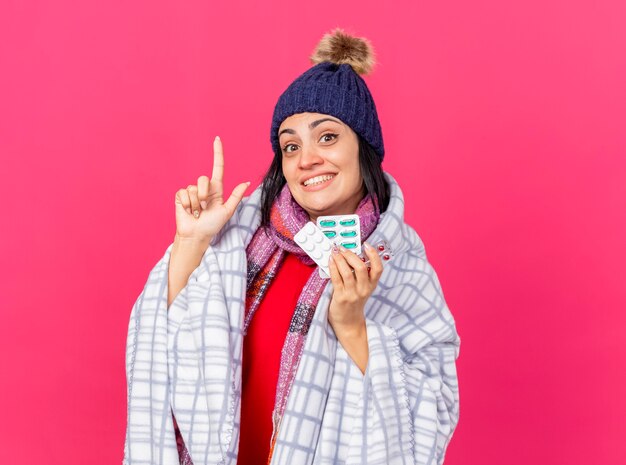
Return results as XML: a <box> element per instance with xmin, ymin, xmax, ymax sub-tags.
<box><xmin>298</xmin><ymin>144</ymin><xmax>324</xmax><ymax>169</ymax></box>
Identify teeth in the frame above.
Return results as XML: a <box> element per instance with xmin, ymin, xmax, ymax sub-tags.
<box><xmin>304</xmin><ymin>174</ymin><xmax>335</xmax><ymax>186</ymax></box>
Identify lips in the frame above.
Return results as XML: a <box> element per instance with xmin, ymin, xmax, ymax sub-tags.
<box><xmin>301</xmin><ymin>173</ymin><xmax>337</xmax><ymax>186</ymax></box>
<box><xmin>301</xmin><ymin>173</ymin><xmax>337</xmax><ymax>192</ymax></box>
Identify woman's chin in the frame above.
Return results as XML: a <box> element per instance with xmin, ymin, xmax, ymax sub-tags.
<box><xmin>296</xmin><ymin>194</ymin><xmax>364</xmax><ymax>219</ymax></box>
<box><xmin>296</xmin><ymin>187</ymin><xmax>336</xmax><ymax>208</ymax></box>
<box><xmin>301</xmin><ymin>199</ymin><xmax>348</xmax><ymax>219</ymax></box>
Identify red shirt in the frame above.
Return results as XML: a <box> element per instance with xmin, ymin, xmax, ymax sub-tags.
<box><xmin>237</xmin><ymin>252</ymin><xmax>316</xmax><ymax>465</ymax></box>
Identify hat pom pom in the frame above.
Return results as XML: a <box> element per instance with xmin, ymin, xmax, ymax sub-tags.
<box><xmin>310</xmin><ymin>28</ymin><xmax>376</xmax><ymax>75</ymax></box>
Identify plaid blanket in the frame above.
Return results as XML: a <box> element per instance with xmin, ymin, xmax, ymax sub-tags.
<box><xmin>123</xmin><ymin>172</ymin><xmax>461</xmax><ymax>465</ymax></box>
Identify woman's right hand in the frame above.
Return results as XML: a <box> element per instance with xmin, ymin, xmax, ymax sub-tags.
<box><xmin>174</xmin><ymin>136</ymin><xmax>251</xmax><ymax>244</ymax></box>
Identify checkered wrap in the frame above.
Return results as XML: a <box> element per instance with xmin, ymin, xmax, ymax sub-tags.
<box><xmin>124</xmin><ymin>172</ymin><xmax>461</xmax><ymax>465</ymax></box>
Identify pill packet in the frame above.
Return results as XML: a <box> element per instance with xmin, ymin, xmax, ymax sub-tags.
<box><xmin>356</xmin><ymin>239</ymin><xmax>394</xmax><ymax>268</ymax></box>
<box><xmin>295</xmin><ymin>219</ymin><xmax>394</xmax><ymax>279</ymax></box>
<box><xmin>316</xmin><ymin>214</ymin><xmax>362</xmax><ymax>255</ymax></box>
<box><xmin>315</xmin><ymin>214</ymin><xmax>361</xmax><ymax>278</ymax></box>
<box><xmin>294</xmin><ymin>221</ymin><xmax>334</xmax><ymax>278</ymax></box>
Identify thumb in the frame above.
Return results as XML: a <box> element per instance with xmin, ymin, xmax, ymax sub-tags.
<box><xmin>174</xmin><ymin>191</ymin><xmax>191</xmax><ymax>214</ymax></box>
<box><xmin>223</xmin><ymin>181</ymin><xmax>251</xmax><ymax>216</ymax></box>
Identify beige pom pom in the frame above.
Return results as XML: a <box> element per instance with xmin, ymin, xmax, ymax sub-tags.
<box><xmin>310</xmin><ymin>28</ymin><xmax>376</xmax><ymax>75</ymax></box>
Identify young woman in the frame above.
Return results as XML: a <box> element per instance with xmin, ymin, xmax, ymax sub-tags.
<box><xmin>124</xmin><ymin>28</ymin><xmax>461</xmax><ymax>465</ymax></box>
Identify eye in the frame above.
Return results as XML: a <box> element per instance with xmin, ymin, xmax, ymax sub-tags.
<box><xmin>320</xmin><ymin>133</ymin><xmax>338</xmax><ymax>143</ymax></box>
<box><xmin>282</xmin><ymin>143</ymin><xmax>298</xmax><ymax>154</ymax></box>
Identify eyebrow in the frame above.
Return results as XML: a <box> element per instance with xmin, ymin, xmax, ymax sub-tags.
<box><xmin>278</xmin><ymin>117</ymin><xmax>342</xmax><ymax>138</ymax></box>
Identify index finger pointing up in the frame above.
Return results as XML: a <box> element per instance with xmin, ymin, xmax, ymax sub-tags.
<box><xmin>212</xmin><ymin>136</ymin><xmax>224</xmax><ymax>183</ymax></box>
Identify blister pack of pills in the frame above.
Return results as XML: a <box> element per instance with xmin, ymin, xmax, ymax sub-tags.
<box><xmin>294</xmin><ymin>221</ymin><xmax>333</xmax><ymax>278</ymax></box>
<box><xmin>356</xmin><ymin>239</ymin><xmax>394</xmax><ymax>269</ymax></box>
<box><xmin>295</xmin><ymin>218</ymin><xmax>394</xmax><ymax>279</ymax></box>
<box><xmin>316</xmin><ymin>214</ymin><xmax>362</xmax><ymax>255</ymax></box>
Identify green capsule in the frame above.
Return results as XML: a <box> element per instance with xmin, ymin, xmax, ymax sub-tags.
<box><xmin>323</xmin><ymin>231</ymin><xmax>337</xmax><ymax>238</ymax></box>
<box><xmin>340</xmin><ymin>230</ymin><xmax>357</xmax><ymax>238</ymax></box>
<box><xmin>319</xmin><ymin>220</ymin><xmax>336</xmax><ymax>227</ymax></box>
<box><xmin>341</xmin><ymin>242</ymin><xmax>357</xmax><ymax>249</ymax></box>
<box><xmin>339</xmin><ymin>219</ymin><xmax>356</xmax><ymax>226</ymax></box>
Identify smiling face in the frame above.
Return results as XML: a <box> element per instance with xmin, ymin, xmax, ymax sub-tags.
<box><xmin>278</xmin><ymin>112</ymin><xmax>365</xmax><ymax>223</ymax></box>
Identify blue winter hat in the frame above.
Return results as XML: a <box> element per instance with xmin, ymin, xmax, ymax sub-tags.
<box><xmin>270</xmin><ymin>28</ymin><xmax>385</xmax><ymax>160</ymax></box>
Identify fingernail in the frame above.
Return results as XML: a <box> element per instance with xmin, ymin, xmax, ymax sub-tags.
<box><xmin>215</xmin><ymin>135</ymin><xmax>220</xmax><ymax>141</ymax></box>
<box><xmin>200</xmin><ymin>201</ymin><xmax>207</xmax><ymax>209</ymax></box>
<box><xmin>363</xmin><ymin>242</ymin><xmax>372</xmax><ymax>250</ymax></box>
<box><xmin>331</xmin><ymin>244</ymin><xmax>339</xmax><ymax>254</ymax></box>
<box><xmin>193</xmin><ymin>210</ymin><xmax>199</xmax><ymax>218</ymax></box>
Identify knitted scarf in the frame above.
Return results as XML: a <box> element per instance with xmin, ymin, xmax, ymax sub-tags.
<box><xmin>175</xmin><ymin>182</ymin><xmax>380</xmax><ymax>464</ymax></box>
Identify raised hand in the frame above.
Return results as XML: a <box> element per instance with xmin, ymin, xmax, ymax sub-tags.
<box><xmin>174</xmin><ymin>136</ymin><xmax>250</xmax><ymax>243</ymax></box>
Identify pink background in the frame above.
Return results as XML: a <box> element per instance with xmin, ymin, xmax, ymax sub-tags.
<box><xmin>1</xmin><ymin>0</ymin><xmax>624</xmax><ymax>463</ymax></box>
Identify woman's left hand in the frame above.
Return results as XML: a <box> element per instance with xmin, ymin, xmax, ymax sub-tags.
<box><xmin>327</xmin><ymin>241</ymin><xmax>383</xmax><ymax>334</ymax></box>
